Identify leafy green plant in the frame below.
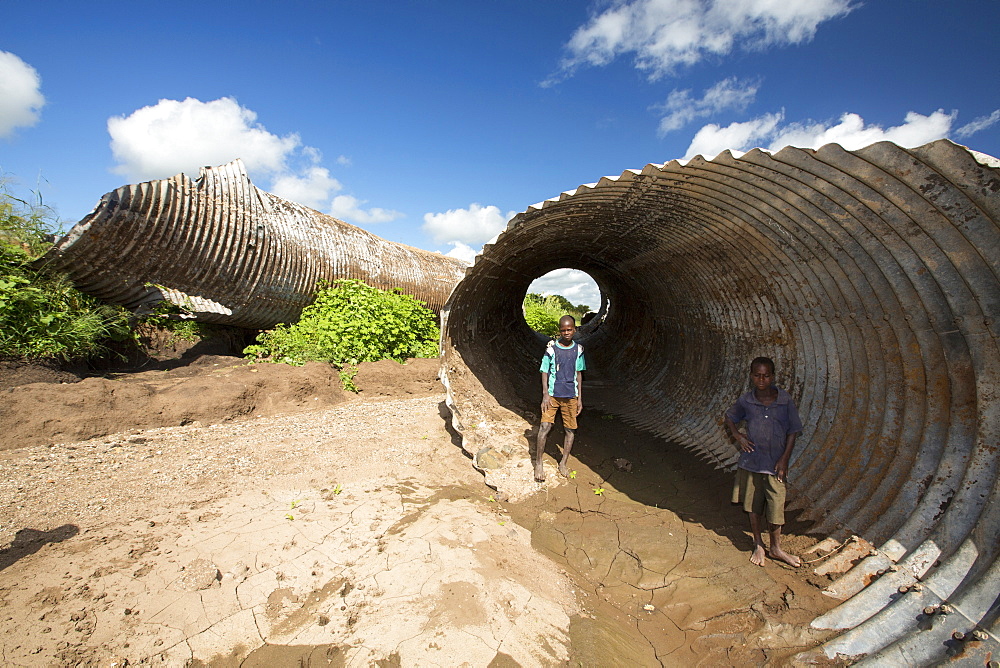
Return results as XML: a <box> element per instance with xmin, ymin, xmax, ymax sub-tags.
<box><xmin>0</xmin><ymin>188</ymin><xmax>134</xmax><ymax>360</ymax></box>
<box><xmin>0</xmin><ymin>259</ymin><xmax>131</xmax><ymax>359</ymax></box>
<box><xmin>523</xmin><ymin>298</ymin><xmax>560</xmax><ymax>337</ymax></box>
<box><xmin>339</xmin><ymin>365</ymin><xmax>359</xmax><ymax>393</ymax></box>
<box><xmin>244</xmin><ymin>279</ymin><xmax>440</xmax><ymax>382</ymax></box>
<box><xmin>522</xmin><ymin>293</ymin><xmax>591</xmax><ymax>337</ymax></box>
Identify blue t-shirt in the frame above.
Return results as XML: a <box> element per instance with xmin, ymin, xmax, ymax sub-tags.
<box><xmin>539</xmin><ymin>340</ymin><xmax>586</xmax><ymax>398</ymax></box>
<box><xmin>725</xmin><ymin>387</ymin><xmax>803</xmax><ymax>475</ymax></box>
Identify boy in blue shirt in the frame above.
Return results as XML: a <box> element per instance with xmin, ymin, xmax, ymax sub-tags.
<box><xmin>725</xmin><ymin>357</ymin><xmax>803</xmax><ymax>567</ymax></box>
<box><xmin>535</xmin><ymin>315</ymin><xmax>586</xmax><ymax>482</ymax></box>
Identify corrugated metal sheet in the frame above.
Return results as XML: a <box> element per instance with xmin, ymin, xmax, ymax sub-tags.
<box><xmin>440</xmin><ymin>139</ymin><xmax>1000</xmax><ymax>664</ymax></box>
<box><xmin>38</xmin><ymin>160</ymin><xmax>468</xmax><ymax>329</ymax></box>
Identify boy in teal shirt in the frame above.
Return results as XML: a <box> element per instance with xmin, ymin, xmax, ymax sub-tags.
<box><xmin>535</xmin><ymin>315</ymin><xmax>586</xmax><ymax>482</ymax></box>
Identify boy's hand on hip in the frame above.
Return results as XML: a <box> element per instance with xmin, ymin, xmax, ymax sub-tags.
<box><xmin>735</xmin><ymin>434</ymin><xmax>755</xmax><ymax>453</ymax></box>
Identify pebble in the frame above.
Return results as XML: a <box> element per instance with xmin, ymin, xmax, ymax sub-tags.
<box><xmin>175</xmin><ymin>559</ymin><xmax>221</xmax><ymax>591</ymax></box>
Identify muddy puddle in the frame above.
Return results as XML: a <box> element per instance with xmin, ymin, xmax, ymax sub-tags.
<box><xmin>504</xmin><ymin>404</ymin><xmax>841</xmax><ymax>666</ymax></box>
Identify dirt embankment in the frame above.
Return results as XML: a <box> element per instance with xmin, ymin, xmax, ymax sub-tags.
<box><xmin>0</xmin><ymin>353</ymin><xmax>440</xmax><ymax>451</ymax></box>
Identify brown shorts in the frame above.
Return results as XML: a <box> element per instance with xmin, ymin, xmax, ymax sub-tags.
<box><xmin>541</xmin><ymin>396</ymin><xmax>579</xmax><ymax>429</ymax></box>
<box><xmin>732</xmin><ymin>468</ymin><xmax>786</xmax><ymax>525</ymax></box>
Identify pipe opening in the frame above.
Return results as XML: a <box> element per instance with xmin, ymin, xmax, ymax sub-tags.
<box><xmin>522</xmin><ymin>268</ymin><xmax>606</xmax><ymax>340</ymax></box>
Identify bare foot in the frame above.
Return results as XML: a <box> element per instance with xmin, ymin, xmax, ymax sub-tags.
<box><xmin>750</xmin><ymin>545</ymin><xmax>766</xmax><ymax>566</ymax></box>
<box><xmin>769</xmin><ymin>547</ymin><xmax>801</xmax><ymax>567</ymax></box>
<box><xmin>534</xmin><ymin>464</ymin><xmax>545</xmax><ymax>483</ymax></box>
<box><xmin>558</xmin><ymin>462</ymin><xmax>570</xmax><ymax>477</ymax></box>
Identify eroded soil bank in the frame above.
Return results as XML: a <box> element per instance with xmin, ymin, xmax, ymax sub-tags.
<box><xmin>0</xmin><ymin>356</ymin><xmax>838</xmax><ymax>666</ymax></box>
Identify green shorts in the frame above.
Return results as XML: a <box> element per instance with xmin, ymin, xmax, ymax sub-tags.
<box><xmin>732</xmin><ymin>468</ymin><xmax>786</xmax><ymax>525</ymax></box>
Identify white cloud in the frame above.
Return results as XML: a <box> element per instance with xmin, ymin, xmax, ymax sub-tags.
<box><xmin>107</xmin><ymin>97</ymin><xmax>402</xmax><ymax>221</ymax></box>
<box><xmin>0</xmin><ymin>51</ymin><xmax>45</xmax><ymax>137</ymax></box>
<box><xmin>270</xmin><ymin>166</ymin><xmax>342</xmax><ymax>210</ymax></box>
<box><xmin>683</xmin><ymin>110</ymin><xmax>956</xmax><ymax>160</ymax></box>
<box><xmin>443</xmin><ymin>241</ymin><xmax>478</xmax><ymax>264</ymax></box>
<box><xmin>955</xmin><ymin>109</ymin><xmax>1000</xmax><ymax>139</ymax></box>
<box><xmin>422</xmin><ymin>203</ymin><xmax>515</xmax><ymax>245</ymax></box>
<box><xmin>684</xmin><ymin>112</ymin><xmax>783</xmax><ymax>159</ymax></box>
<box><xmin>529</xmin><ymin>269</ymin><xmax>602</xmax><ymax>313</ymax></box>
<box><xmin>330</xmin><ymin>194</ymin><xmax>404</xmax><ymax>224</ymax></box>
<box><xmin>336</xmin><ymin>155</ymin><xmax>352</xmax><ymax>166</ymax></box>
<box><xmin>769</xmin><ymin>110</ymin><xmax>955</xmax><ymax>151</ymax></box>
<box><xmin>548</xmin><ymin>0</ymin><xmax>854</xmax><ymax>83</ymax></box>
<box><xmin>657</xmin><ymin>77</ymin><xmax>759</xmax><ymax>135</ymax></box>
<box><xmin>108</xmin><ymin>97</ymin><xmax>301</xmax><ymax>181</ymax></box>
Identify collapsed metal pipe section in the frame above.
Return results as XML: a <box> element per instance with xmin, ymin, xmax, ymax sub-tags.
<box><xmin>39</xmin><ymin>160</ymin><xmax>468</xmax><ymax>329</ymax></box>
<box><xmin>440</xmin><ymin>139</ymin><xmax>999</xmax><ymax>663</ymax></box>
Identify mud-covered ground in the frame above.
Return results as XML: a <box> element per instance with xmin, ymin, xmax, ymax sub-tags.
<box><xmin>0</xmin><ymin>349</ymin><xmax>841</xmax><ymax>666</ymax></box>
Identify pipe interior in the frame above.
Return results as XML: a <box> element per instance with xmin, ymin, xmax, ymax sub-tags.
<box><xmin>444</xmin><ymin>139</ymin><xmax>999</xmax><ymax>570</ymax></box>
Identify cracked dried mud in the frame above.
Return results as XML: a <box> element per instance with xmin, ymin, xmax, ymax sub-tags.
<box><xmin>0</xmin><ymin>356</ymin><xmax>837</xmax><ymax>666</ymax></box>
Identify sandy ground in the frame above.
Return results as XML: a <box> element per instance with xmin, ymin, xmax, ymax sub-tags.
<box><xmin>0</xmin><ymin>355</ymin><xmax>842</xmax><ymax>666</ymax></box>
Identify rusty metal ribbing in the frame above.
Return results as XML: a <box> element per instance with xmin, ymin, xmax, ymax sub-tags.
<box><xmin>440</xmin><ymin>139</ymin><xmax>1000</xmax><ymax>663</ymax></box>
<box><xmin>38</xmin><ymin>160</ymin><xmax>468</xmax><ymax>329</ymax></box>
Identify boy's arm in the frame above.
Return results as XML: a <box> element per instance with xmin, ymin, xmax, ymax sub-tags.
<box><xmin>775</xmin><ymin>432</ymin><xmax>797</xmax><ymax>482</ymax></box>
<box><xmin>724</xmin><ymin>414</ymin><xmax>755</xmax><ymax>453</ymax></box>
<box><xmin>575</xmin><ymin>371</ymin><xmax>583</xmax><ymax>415</ymax></box>
<box><xmin>541</xmin><ymin>372</ymin><xmax>553</xmax><ymax>410</ymax></box>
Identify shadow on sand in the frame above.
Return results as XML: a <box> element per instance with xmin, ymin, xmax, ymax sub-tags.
<box><xmin>0</xmin><ymin>524</ymin><xmax>79</xmax><ymax>572</ymax></box>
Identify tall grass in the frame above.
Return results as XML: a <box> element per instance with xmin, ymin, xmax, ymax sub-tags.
<box><xmin>0</xmin><ymin>185</ymin><xmax>133</xmax><ymax>360</ymax></box>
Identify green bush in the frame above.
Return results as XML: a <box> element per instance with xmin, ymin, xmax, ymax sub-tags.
<box><xmin>0</xmin><ymin>254</ymin><xmax>132</xmax><ymax>359</ymax></box>
<box><xmin>243</xmin><ymin>279</ymin><xmax>440</xmax><ymax>368</ymax></box>
<box><xmin>523</xmin><ymin>298</ymin><xmax>560</xmax><ymax>337</ymax></box>
<box><xmin>0</xmin><ymin>189</ymin><xmax>134</xmax><ymax>360</ymax></box>
<box><xmin>522</xmin><ymin>293</ymin><xmax>591</xmax><ymax>337</ymax></box>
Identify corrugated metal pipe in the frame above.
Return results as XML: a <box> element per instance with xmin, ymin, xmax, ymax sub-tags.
<box><xmin>439</xmin><ymin>139</ymin><xmax>999</xmax><ymax>664</ymax></box>
<box><xmin>38</xmin><ymin>160</ymin><xmax>468</xmax><ymax>329</ymax></box>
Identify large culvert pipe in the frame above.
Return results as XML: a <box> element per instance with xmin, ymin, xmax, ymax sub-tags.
<box><xmin>440</xmin><ymin>139</ymin><xmax>999</xmax><ymax>664</ymax></box>
<box><xmin>39</xmin><ymin>160</ymin><xmax>467</xmax><ymax>329</ymax></box>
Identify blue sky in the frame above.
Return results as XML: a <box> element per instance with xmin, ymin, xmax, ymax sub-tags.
<box><xmin>2</xmin><ymin>1</ymin><xmax>999</xmax><ymax>310</ymax></box>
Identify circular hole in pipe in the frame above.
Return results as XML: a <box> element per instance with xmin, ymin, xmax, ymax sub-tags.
<box><xmin>523</xmin><ymin>268</ymin><xmax>605</xmax><ymax>337</ymax></box>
